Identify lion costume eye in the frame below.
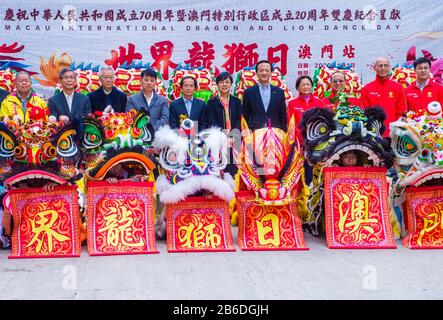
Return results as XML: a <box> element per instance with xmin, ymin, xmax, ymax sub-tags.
<box><xmin>367</xmin><ymin>119</ymin><xmax>382</xmax><ymax>136</ymax></box>
<box><xmin>189</xmin><ymin>137</ymin><xmax>208</xmax><ymax>161</ymax></box>
<box><xmin>83</xmin><ymin>122</ymin><xmax>103</xmax><ymax>149</ymax></box>
<box><xmin>396</xmin><ymin>134</ymin><xmax>419</xmax><ymax>158</ymax></box>
<box><xmin>57</xmin><ymin>129</ymin><xmax>78</xmax><ymax>157</ymax></box>
<box><xmin>159</xmin><ymin>147</ymin><xmax>180</xmax><ymax>171</ymax></box>
<box><xmin>134</xmin><ymin>113</ymin><xmax>152</xmax><ymax>142</ymax></box>
<box><xmin>166</xmin><ymin>149</ymin><xmax>178</xmax><ymax>165</ymax></box>
<box><xmin>42</xmin><ymin>141</ymin><xmax>57</xmax><ymax>161</ymax></box>
<box><xmin>418</xmin><ymin>148</ymin><xmax>432</xmax><ymax>163</ymax></box>
<box><xmin>0</xmin><ymin>131</ymin><xmax>15</xmax><ymax>158</ymax></box>
<box><xmin>307</xmin><ymin>118</ymin><xmax>330</xmax><ymax>141</ymax></box>
<box><xmin>14</xmin><ymin>143</ymin><xmax>27</xmax><ymax>161</ymax></box>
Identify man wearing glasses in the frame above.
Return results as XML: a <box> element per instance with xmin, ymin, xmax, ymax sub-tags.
<box><xmin>88</xmin><ymin>66</ymin><xmax>127</xmax><ymax>113</ymax></box>
<box><xmin>405</xmin><ymin>57</ymin><xmax>443</xmax><ymax>113</ymax></box>
<box><xmin>323</xmin><ymin>71</ymin><xmax>361</xmax><ymax>109</ymax></box>
<box><xmin>0</xmin><ymin>71</ymin><xmax>49</xmax><ymax>123</ymax></box>
<box><xmin>360</xmin><ymin>57</ymin><xmax>407</xmax><ymax>137</ymax></box>
<box><xmin>48</xmin><ymin>67</ymin><xmax>91</xmax><ymax>124</ymax></box>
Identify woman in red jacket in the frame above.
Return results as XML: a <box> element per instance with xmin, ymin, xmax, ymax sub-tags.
<box><xmin>287</xmin><ymin>75</ymin><xmax>325</xmax><ymax>137</ymax></box>
<box><xmin>287</xmin><ymin>76</ymin><xmax>326</xmax><ymax>187</ymax></box>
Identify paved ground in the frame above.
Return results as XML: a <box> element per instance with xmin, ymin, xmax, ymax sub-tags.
<box><xmin>0</xmin><ymin>227</ymin><xmax>442</xmax><ymax>300</ymax></box>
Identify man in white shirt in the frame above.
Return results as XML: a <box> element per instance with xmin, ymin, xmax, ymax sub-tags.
<box><xmin>242</xmin><ymin>60</ymin><xmax>287</xmax><ymax>131</ymax></box>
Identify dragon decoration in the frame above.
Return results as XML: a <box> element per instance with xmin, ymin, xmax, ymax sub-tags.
<box><xmin>154</xmin><ymin>120</ymin><xmax>235</xmax><ymax>203</ymax></box>
<box><xmin>301</xmin><ymin>105</ymin><xmax>394</xmax><ymax>236</ymax></box>
<box><xmin>153</xmin><ymin>120</ymin><xmax>235</xmax><ymax>238</ymax></box>
<box><xmin>33</xmin><ymin>52</ymin><xmax>167</xmax><ymax>96</ymax></box>
<box><xmin>390</xmin><ymin>46</ymin><xmax>443</xmax><ymax>89</ymax></box>
<box><xmin>389</xmin><ymin>101</ymin><xmax>443</xmax><ymax>235</ymax></box>
<box><xmin>0</xmin><ymin>119</ymin><xmax>82</xmax><ymax>188</ymax></box>
<box><xmin>312</xmin><ymin>62</ymin><xmax>362</xmax><ymax>99</ymax></box>
<box><xmin>235</xmin><ymin>116</ymin><xmax>304</xmax><ymax>205</ymax></box>
<box><xmin>0</xmin><ymin>119</ymin><xmax>82</xmax><ymax>248</ymax></box>
<box><xmin>81</xmin><ymin>109</ymin><xmax>156</xmax><ymax>180</ymax></box>
<box><xmin>0</xmin><ymin>42</ymin><xmax>39</xmax><ymax>92</ymax></box>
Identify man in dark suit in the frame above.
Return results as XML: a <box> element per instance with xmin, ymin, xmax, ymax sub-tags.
<box><xmin>88</xmin><ymin>66</ymin><xmax>127</xmax><ymax>113</ymax></box>
<box><xmin>0</xmin><ymin>88</ymin><xmax>8</xmax><ymax>105</ymax></box>
<box><xmin>48</xmin><ymin>68</ymin><xmax>91</xmax><ymax>134</ymax></box>
<box><xmin>126</xmin><ymin>67</ymin><xmax>169</xmax><ymax>131</ymax></box>
<box><xmin>242</xmin><ymin>60</ymin><xmax>287</xmax><ymax>131</ymax></box>
<box><xmin>169</xmin><ymin>76</ymin><xmax>207</xmax><ymax>131</ymax></box>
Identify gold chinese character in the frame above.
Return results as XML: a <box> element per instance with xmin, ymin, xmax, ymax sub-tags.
<box><xmin>203</xmin><ymin>223</ymin><xmax>221</xmax><ymax>248</ymax></box>
<box><xmin>256</xmin><ymin>213</ymin><xmax>280</xmax><ymax>246</ymax></box>
<box><xmin>339</xmin><ymin>189</ymin><xmax>378</xmax><ymax>235</ymax></box>
<box><xmin>178</xmin><ymin>222</ymin><xmax>196</xmax><ymax>248</ymax></box>
<box><xmin>417</xmin><ymin>210</ymin><xmax>443</xmax><ymax>245</ymax></box>
<box><xmin>27</xmin><ymin>209</ymin><xmax>70</xmax><ymax>253</ymax></box>
<box><xmin>98</xmin><ymin>205</ymin><xmax>145</xmax><ymax>248</ymax></box>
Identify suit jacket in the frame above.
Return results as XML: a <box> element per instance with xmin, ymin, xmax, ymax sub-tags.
<box><xmin>242</xmin><ymin>84</ymin><xmax>287</xmax><ymax>131</ymax></box>
<box><xmin>48</xmin><ymin>91</ymin><xmax>91</xmax><ymax>121</ymax></box>
<box><xmin>126</xmin><ymin>92</ymin><xmax>169</xmax><ymax>130</ymax></box>
<box><xmin>88</xmin><ymin>86</ymin><xmax>127</xmax><ymax>113</ymax></box>
<box><xmin>48</xmin><ymin>92</ymin><xmax>91</xmax><ymax>137</ymax></box>
<box><xmin>169</xmin><ymin>97</ymin><xmax>207</xmax><ymax>130</ymax></box>
<box><xmin>0</xmin><ymin>88</ymin><xmax>9</xmax><ymax>105</ymax></box>
<box><xmin>203</xmin><ymin>95</ymin><xmax>243</xmax><ymax>131</ymax></box>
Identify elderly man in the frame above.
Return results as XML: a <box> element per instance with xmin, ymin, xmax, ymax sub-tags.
<box><xmin>126</xmin><ymin>67</ymin><xmax>169</xmax><ymax>130</ymax></box>
<box><xmin>88</xmin><ymin>66</ymin><xmax>127</xmax><ymax>113</ymax></box>
<box><xmin>323</xmin><ymin>71</ymin><xmax>361</xmax><ymax>109</ymax></box>
<box><xmin>48</xmin><ymin>67</ymin><xmax>91</xmax><ymax>124</ymax></box>
<box><xmin>0</xmin><ymin>71</ymin><xmax>49</xmax><ymax>123</ymax></box>
<box><xmin>405</xmin><ymin>57</ymin><xmax>443</xmax><ymax>113</ymax></box>
<box><xmin>242</xmin><ymin>60</ymin><xmax>287</xmax><ymax>131</ymax></box>
<box><xmin>360</xmin><ymin>57</ymin><xmax>407</xmax><ymax>137</ymax></box>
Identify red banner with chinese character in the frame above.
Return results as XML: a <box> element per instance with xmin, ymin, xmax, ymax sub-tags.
<box><xmin>8</xmin><ymin>186</ymin><xmax>81</xmax><ymax>259</ymax></box>
<box><xmin>166</xmin><ymin>196</ymin><xmax>235</xmax><ymax>252</ymax></box>
<box><xmin>324</xmin><ymin>167</ymin><xmax>396</xmax><ymax>249</ymax></box>
<box><xmin>87</xmin><ymin>181</ymin><xmax>158</xmax><ymax>256</ymax></box>
<box><xmin>403</xmin><ymin>186</ymin><xmax>443</xmax><ymax>249</ymax></box>
<box><xmin>235</xmin><ymin>191</ymin><xmax>308</xmax><ymax>251</ymax></box>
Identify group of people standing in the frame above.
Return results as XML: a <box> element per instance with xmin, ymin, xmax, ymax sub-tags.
<box><xmin>0</xmin><ymin>56</ymin><xmax>442</xmax><ymax>152</ymax></box>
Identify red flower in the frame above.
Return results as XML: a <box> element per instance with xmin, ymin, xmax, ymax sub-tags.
<box><xmin>27</xmin><ymin>102</ymin><xmax>49</xmax><ymax>121</ymax></box>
